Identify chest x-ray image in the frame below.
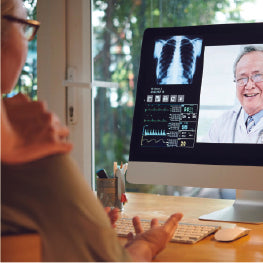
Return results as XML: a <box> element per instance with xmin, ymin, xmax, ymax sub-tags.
<box><xmin>154</xmin><ymin>36</ymin><xmax>203</xmax><ymax>85</ymax></box>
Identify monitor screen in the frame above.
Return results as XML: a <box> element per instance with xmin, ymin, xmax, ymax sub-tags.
<box><xmin>129</xmin><ymin>23</ymin><xmax>263</xmax><ymax>167</ymax></box>
<box><xmin>127</xmin><ymin>23</ymin><xmax>263</xmax><ymax>223</ymax></box>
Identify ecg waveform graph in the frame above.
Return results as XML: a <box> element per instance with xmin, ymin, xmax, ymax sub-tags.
<box><xmin>141</xmin><ymin>137</ymin><xmax>167</xmax><ymax>147</ymax></box>
<box><xmin>145</xmin><ymin>107</ymin><xmax>169</xmax><ymax>112</ymax></box>
<box><xmin>142</xmin><ymin>138</ymin><xmax>166</xmax><ymax>144</ymax></box>
<box><xmin>141</xmin><ymin>103</ymin><xmax>198</xmax><ymax>148</ymax></box>
<box><xmin>144</xmin><ymin>118</ymin><xmax>167</xmax><ymax>123</ymax></box>
<box><xmin>144</xmin><ymin>129</ymin><xmax>166</xmax><ymax>136</ymax></box>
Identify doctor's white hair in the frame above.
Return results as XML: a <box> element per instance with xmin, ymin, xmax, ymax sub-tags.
<box><xmin>233</xmin><ymin>45</ymin><xmax>263</xmax><ymax>77</ymax></box>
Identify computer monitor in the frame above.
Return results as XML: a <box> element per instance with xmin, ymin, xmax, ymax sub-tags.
<box><xmin>127</xmin><ymin>23</ymin><xmax>263</xmax><ymax>224</ymax></box>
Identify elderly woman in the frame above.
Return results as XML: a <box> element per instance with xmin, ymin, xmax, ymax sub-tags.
<box><xmin>1</xmin><ymin>0</ymin><xmax>72</xmax><ymax>163</ymax></box>
<box><xmin>1</xmin><ymin>0</ymin><xmax>183</xmax><ymax>261</ymax></box>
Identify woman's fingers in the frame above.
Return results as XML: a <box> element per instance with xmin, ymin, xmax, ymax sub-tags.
<box><xmin>163</xmin><ymin>213</ymin><xmax>183</xmax><ymax>235</ymax></box>
<box><xmin>151</xmin><ymin>218</ymin><xmax>159</xmax><ymax>228</ymax></box>
<box><xmin>132</xmin><ymin>216</ymin><xmax>144</xmax><ymax>234</ymax></box>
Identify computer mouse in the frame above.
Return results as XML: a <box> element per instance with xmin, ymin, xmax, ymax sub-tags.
<box><xmin>214</xmin><ymin>227</ymin><xmax>250</xmax><ymax>242</ymax></box>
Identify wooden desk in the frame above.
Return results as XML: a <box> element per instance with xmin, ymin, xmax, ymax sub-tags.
<box><xmin>118</xmin><ymin>193</ymin><xmax>263</xmax><ymax>262</ymax></box>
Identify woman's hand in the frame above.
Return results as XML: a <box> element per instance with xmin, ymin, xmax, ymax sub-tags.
<box><xmin>1</xmin><ymin>93</ymin><xmax>73</xmax><ymax>164</ymax></box>
<box><xmin>125</xmin><ymin>213</ymin><xmax>183</xmax><ymax>262</ymax></box>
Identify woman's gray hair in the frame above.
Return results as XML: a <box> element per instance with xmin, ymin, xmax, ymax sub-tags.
<box><xmin>233</xmin><ymin>45</ymin><xmax>263</xmax><ymax>77</ymax></box>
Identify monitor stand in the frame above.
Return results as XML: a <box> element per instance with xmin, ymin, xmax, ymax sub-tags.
<box><xmin>199</xmin><ymin>190</ymin><xmax>263</xmax><ymax>224</ymax></box>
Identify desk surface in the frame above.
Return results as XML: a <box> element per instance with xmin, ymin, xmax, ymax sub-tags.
<box><xmin>118</xmin><ymin>192</ymin><xmax>263</xmax><ymax>262</ymax></box>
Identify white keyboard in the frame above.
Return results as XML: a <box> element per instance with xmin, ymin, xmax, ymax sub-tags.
<box><xmin>116</xmin><ymin>217</ymin><xmax>220</xmax><ymax>244</ymax></box>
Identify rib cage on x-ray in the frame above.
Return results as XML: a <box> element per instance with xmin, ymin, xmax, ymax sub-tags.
<box><xmin>154</xmin><ymin>36</ymin><xmax>203</xmax><ymax>85</ymax></box>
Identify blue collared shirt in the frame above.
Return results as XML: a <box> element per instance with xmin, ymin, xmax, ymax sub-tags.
<box><xmin>244</xmin><ymin>109</ymin><xmax>263</xmax><ymax>125</ymax></box>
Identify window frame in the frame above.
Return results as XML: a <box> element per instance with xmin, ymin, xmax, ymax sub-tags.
<box><xmin>37</xmin><ymin>0</ymin><xmax>94</xmax><ymax>188</ymax></box>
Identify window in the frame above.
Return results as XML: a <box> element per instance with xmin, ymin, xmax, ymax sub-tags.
<box><xmin>92</xmin><ymin>0</ymin><xmax>262</xmax><ymax>197</ymax></box>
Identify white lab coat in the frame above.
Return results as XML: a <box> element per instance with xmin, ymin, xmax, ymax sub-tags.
<box><xmin>202</xmin><ymin>105</ymin><xmax>263</xmax><ymax>144</ymax></box>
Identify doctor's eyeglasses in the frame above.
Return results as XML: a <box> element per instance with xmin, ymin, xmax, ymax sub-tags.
<box><xmin>2</xmin><ymin>15</ymin><xmax>40</xmax><ymax>41</ymax></box>
<box><xmin>235</xmin><ymin>73</ymin><xmax>263</xmax><ymax>88</ymax></box>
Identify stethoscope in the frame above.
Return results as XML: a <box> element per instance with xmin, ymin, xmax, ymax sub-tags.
<box><xmin>232</xmin><ymin>107</ymin><xmax>263</xmax><ymax>143</ymax></box>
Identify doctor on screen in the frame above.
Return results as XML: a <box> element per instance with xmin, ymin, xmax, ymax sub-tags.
<box><xmin>204</xmin><ymin>45</ymin><xmax>263</xmax><ymax>144</ymax></box>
